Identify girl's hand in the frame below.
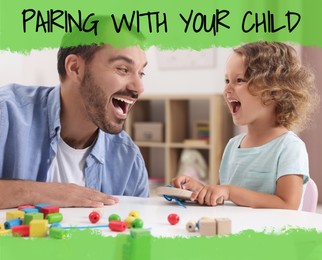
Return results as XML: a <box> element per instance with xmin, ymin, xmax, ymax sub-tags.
<box><xmin>195</xmin><ymin>185</ymin><xmax>229</xmax><ymax>206</ymax></box>
<box><xmin>170</xmin><ymin>176</ymin><xmax>205</xmax><ymax>201</ymax></box>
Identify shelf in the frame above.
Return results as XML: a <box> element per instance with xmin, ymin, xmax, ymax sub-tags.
<box><xmin>125</xmin><ymin>94</ymin><xmax>233</xmax><ymax>186</ymax></box>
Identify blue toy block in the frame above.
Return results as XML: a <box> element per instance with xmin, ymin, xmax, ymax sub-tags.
<box><xmin>20</xmin><ymin>208</ymin><xmax>39</xmax><ymax>214</ymax></box>
<box><xmin>4</xmin><ymin>218</ymin><xmax>22</xmax><ymax>229</ymax></box>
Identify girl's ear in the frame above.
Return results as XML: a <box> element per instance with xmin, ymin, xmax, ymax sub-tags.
<box><xmin>64</xmin><ymin>54</ymin><xmax>85</xmax><ymax>83</ymax></box>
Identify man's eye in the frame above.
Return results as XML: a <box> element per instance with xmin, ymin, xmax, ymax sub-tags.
<box><xmin>118</xmin><ymin>67</ymin><xmax>128</xmax><ymax>73</ymax></box>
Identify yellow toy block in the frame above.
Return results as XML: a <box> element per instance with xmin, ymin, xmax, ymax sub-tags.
<box><xmin>0</xmin><ymin>223</ymin><xmax>4</xmax><ymax>231</ymax></box>
<box><xmin>0</xmin><ymin>229</ymin><xmax>11</xmax><ymax>236</ymax></box>
<box><xmin>6</xmin><ymin>210</ymin><xmax>25</xmax><ymax>221</ymax></box>
<box><xmin>30</xmin><ymin>219</ymin><xmax>48</xmax><ymax>237</ymax></box>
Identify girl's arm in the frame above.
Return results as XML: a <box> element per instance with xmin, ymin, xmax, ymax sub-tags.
<box><xmin>199</xmin><ymin>174</ymin><xmax>303</xmax><ymax>209</ymax></box>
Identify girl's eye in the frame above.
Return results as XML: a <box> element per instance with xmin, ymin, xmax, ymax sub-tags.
<box><xmin>225</xmin><ymin>79</ymin><xmax>229</xmax><ymax>84</ymax></box>
<box><xmin>237</xmin><ymin>78</ymin><xmax>246</xmax><ymax>83</ymax></box>
<box><xmin>139</xmin><ymin>72</ymin><xmax>145</xmax><ymax>78</ymax></box>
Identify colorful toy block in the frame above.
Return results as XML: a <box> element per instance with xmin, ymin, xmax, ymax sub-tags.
<box><xmin>40</xmin><ymin>206</ymin><xmax>59</xmax><ymax>218</ymax></box>
<box><xmin>0</xmin><ymin>223</ymin><xmax>4</xmax><ymax>231</ymax></box>
<box><xmin>216</xmin><ymin>218</ymin><xmax>232</xmax><ymax>235</ymax></box>
<box><xmin>12</xmin><ymin>225</ymin><xmax>30</xmax><ymax>237</ymax></box>
<box><xmin>46</xmin><ymin>212</ymin><xmax>63</xmax><ymax>224</ymax></box>
<box><xmin>20</xmin><ymin>208</ymin><xmax>39</xmax><ymax>214</ymax></box>
<box><xmin>49</xmin><ymin>227</ymin><xmax>69</xmax><ymax>239</ymax></box>
<box><xmin>4</xmin><ymin>218</ymin><xmax>22</xmax><ymax>229</ymax></box>
<box><xmin>109</xmin><ymin>220</ymin><xmax>126</xmax><ymax>232</ymax></box>
<box><xmin>23</xmin><ymin>212</ymin><xmax>44</xmax><ymax>225</ymax></box>
<box><xmin>18</xmin><ymin>205</ymin><xmax>36</xmax><ymax>210</ymax></box>
<box><xmin>29</xmin><ymin>219</ymin><xmax>48</xmax><ymax>237</ymax></box>
<box><xmin>0</xmin><ymin>229</ymin><xmax>11</xmax><ymax>236</ymax></box>
<box><xmin>199</xmin><ymin>219</ymin><xmax>217</xmax><ymax>236</ymax></box>
<box><xmin>35</xmin><ymin>203</ymin><xmax>52</xmax><ymax>211</ymax></box>
<box><xmin>6</xmin><ymin>210</ymin><xmax>25</xmax><ymax>221</ymax></box>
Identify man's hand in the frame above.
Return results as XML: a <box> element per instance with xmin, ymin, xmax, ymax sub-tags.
<box><xmin>0</xmin><ymin>180</ymin><xmax>119</xmax><ymax>209</ymax></box>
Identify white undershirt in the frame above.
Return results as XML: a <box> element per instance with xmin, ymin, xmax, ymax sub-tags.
<box><xmin>47</xmin><ymin>138</ymin><xmax>92</xmax><ymax>186</ymax></box>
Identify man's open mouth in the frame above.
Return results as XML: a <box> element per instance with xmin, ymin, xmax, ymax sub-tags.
<box><xmin>112</xmin><ymin>97</ymin><xmax>134</xmax><ymax>115</ymax></box>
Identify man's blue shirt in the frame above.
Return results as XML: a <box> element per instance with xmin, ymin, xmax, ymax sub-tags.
<box><xmin>0</xmin><ymin>84</ymin><xmax>149</xmax><ymax>197</ymax></box>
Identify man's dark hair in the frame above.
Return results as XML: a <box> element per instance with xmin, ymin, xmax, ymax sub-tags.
<box><xmin>57</xmin><ymin>45</ymin><xmax>101</xmax><ymax>81</ymax></box>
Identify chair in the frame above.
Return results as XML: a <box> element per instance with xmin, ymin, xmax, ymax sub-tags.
<box><xmin>302</xmin><ymin>178</ymin><xmax>319</xmax><ymax>212</ymax></box>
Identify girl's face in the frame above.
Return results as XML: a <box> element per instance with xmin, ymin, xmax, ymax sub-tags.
<box><xmin>224</xmin><ymin>52</ymin><xmax>275</xmax><ymax>128</ymax></box>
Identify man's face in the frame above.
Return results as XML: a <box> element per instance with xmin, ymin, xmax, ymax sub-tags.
<box><xmin>79</xmin><ymin>45</ymin><xmax>147</xmax><ymax>134</ymax></box>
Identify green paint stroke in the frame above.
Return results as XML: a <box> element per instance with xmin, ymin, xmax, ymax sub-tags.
<box><xmin>0</xmin><ymin>0</ymin><xmax>321</xmax><ymax>53</ymax></box>
<box><xmin>1</xmin><ymin>228</ymin><xmax>322</xmax><ymax>260</ymax></box>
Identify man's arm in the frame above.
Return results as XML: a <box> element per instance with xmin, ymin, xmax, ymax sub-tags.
<box><xmin>0</xmin><ymin>179</ymin><xmax>119</xmax><ymax>209</ymax></box>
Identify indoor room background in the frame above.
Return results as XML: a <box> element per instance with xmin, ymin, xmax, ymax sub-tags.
<box><xmin>0</xmin><ymin>46</ymin><xmax>321</xmax><ymax>202</ymax></box>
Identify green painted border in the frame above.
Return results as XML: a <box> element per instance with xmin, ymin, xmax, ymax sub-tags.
<box><xmin>0</xmin><ymin>0</ymin><xmax>321</xmax><ymax>53</ymax></box>
<box><xmin>1</xmin><ymin>228</ymin><xmax>322</xmax><ymax>260</ymax></box>
<box><xmin>1</xmin><ymin>1</ymin><xmax>322</xmax><ymax>259</ymax></box>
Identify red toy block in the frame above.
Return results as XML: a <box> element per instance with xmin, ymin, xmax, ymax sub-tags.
<box><xmin>108</xmin><ymin>220</ymin><xmax>126</xmax><ymax>232</ymax></box>
<box><xmin>40</xmin><ymin>206</ymin><xmax>59</xmax><ymax>218</ymax></box>
<box><xmin>12</xmin><ymin>225</ymin><xmax>30</xmax><ymax>237</ymax></box>
<box><xmin>18</xmin><ymin>205</ymin><xmax>36</xmax><ymax>210</ymax></box>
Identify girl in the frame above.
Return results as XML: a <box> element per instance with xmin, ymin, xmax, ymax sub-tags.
<box><xmin>171</xmin><ymin>42</ymin><xmax>319</xmax><ymax>210</ymax></box>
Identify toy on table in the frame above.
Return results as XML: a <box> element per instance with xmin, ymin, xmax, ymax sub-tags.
<box><xmin>0</xmin><ymin>203</ymin><xmax>68</xmax><ymax>239</ymax></box>
<box><xmin>167</xmin><ymin>213</ymin><xmax>180</xmax><ymax>225</ymax></box>
<box><xmin>185</xmin><ymin>217</ymin><xmax>232</xmax><ymax>236</ymax></box>
<box><xmin>156</xmin><ymin>185</ymin><xmax>193</xmax><ymax>208</ymax></box>
<box><xmin>157</xmin><ymin>185</ymin><xmax>224</xmax><ymax>207</ymax></box>
<box><xmin>89</xmin><ymin>211</ymin><xmax>101</xmax><ymax>224</ymax></box>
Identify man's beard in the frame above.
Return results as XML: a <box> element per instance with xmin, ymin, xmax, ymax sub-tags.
<box><xmin>80</xmin><ymin>68</ymin><xmax>125</xmax><ymax>135</ymax></box>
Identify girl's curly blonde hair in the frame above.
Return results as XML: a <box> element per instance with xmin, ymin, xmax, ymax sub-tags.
<box><xmin>234</xmin><ymin>41</ymin><xmax>319</xmax><ymax>132</ymax></box>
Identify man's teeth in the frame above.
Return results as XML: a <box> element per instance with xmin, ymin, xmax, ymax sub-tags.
<box><xmin>114</xmin><ymin>97</ymin><xmax>134</xmax><ymax>104</ymax></box>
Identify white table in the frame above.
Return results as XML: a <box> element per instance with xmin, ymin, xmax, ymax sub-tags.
<box><xmin>2</xmin><ymin>196</ymin><xmax>321</xmax><ymax>237</ymax></box>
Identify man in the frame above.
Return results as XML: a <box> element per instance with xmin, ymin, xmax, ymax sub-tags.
<box><xmin>0</xmin><ymin>16</ymin><xmax>149</xmax><ymax>209</ymax></box>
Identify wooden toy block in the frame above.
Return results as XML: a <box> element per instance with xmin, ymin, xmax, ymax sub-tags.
<box><xmin>186</xmin><ymin>220</ymin><xmax>197</xmax><ymax>232</ymax></box>
<box><xmin>23</xmin><ymin>212</ymin><xmax>44</xmax><ymax>225</ymax></box>
<box><xmin>156</xmin><ymin>186</ymin><xmax>192</xmax><ymax>200</ymax></box>
<box><xmin>216</xmin><ymin>218</ymin><xmax>232</xmax><ymax>235</ymax></box>
<box><xmin>6</xmin><ymin>210</ymin><xmax>25</xmax><ymax>221</ymax></box>
<box><xmin>199</xmin><ymin>219</ymin><xmax>217</xmax><ymax>236</ymax></box>
<box><xmin>30</xmin><ymin>219</ymin><xmax>48</xmax><ymax>237</ymax></box>
<box><xmin>12</xmin><ymin>225</ymin><xmax>30</xmax><ymax>237</ymax></box>
<box><xmin>40</xmin><ymin>206</ymin><xmax>59</xmax><ymax>218</ymax></box>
